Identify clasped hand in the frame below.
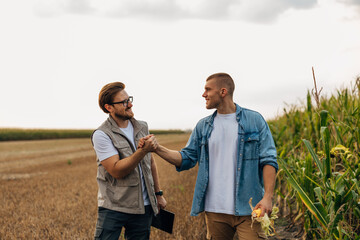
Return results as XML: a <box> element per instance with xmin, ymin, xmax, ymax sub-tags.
<box><xmin>138</xmin><ymin>134</ymin><xmax>158</xmax><ymax>152</ymax></box>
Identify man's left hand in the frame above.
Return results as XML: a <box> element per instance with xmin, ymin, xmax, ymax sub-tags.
<box><xmin>156</xmin><ymin>195</ymin><xmax>167</xmax><ymax>211</ymax></box>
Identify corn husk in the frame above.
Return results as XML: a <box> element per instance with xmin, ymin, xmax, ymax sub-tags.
<box><xmin>249</xmin><ymin>197</ymin><xmax>279</xmax><ymax>237</ymax></box>
<box><xmin>252</xmin><ymin>208</ymin><xmax>262</xmax><ymax>218</ymax></box>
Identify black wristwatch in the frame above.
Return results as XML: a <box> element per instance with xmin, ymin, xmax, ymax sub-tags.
<box><xmin>155</xmin><ymin>190</ymin><xmax>163</xmax><ymax>196</ymax></box>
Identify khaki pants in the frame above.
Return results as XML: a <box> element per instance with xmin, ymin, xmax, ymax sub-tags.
<box><xmin>205</xmin><ymin>212</ymin><xmax>267</xmax><ymax>240</ymax></box>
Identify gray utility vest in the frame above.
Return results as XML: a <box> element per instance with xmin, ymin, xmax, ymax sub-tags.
<box><xmin>92</xmin><ymin>116</ymin><xmax>158</xmax><ymax>215</ymax></box>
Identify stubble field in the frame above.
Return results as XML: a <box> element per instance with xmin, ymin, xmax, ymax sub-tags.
<box><xmin>0</xmin><ymin>133</ymin><xmax>209</xmax><ymax>240</ymax></box>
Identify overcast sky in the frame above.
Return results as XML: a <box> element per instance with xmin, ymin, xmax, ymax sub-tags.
<box><xmin>1</xmin><ymin>0</ymin><xmax>360</xmax><ymax>130</ymax></box>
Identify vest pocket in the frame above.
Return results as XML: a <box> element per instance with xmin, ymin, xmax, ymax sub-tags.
<box><xmin>115</xmin><ymin>144</ymin><xmax>134</xmax><ymax>159</ymax></box>
<box><xmin>243</xmin><ymin>132</ymin><xmax>259</xmax><ymax>160</ymax></box>
<box><xmin>106</xmin><ymin>182</ymin><xmax>139</xmax><ymax>208</ymax></box>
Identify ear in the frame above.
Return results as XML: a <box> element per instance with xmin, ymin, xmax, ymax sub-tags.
<box><xmin>220</xmin><ymin>88</ymin><xmax>228</xmax><ymax>97</ymax></box>
<box><xmin>104</xmin><ymin>104</ymin><xmax>113</xmax><ymax>113</ymax></box>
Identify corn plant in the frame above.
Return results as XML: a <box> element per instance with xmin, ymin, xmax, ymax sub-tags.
<box><xmin>270</xmin><ymin>77</ymin><xmax>360</xmax><ymax>239</ymax></box>
<box><xmin>280</xmin><ymin>110</ymin><xmax>360</xmax><ymax>238</ymax></box>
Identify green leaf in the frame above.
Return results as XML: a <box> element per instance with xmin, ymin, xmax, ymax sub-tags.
<box><xmin>305</xmin><ymin>175</ymin><xmax>323</xmax><ymax>190</ymax></box>
<box><xmin>334</xmin><ymin>194</ymin><xmax>342</xmax><ymax>212</ymax></box>
<box><xmin>279</xmin><ymin>158</ymin><xmax>329</xmax><ymax>231</ymax></box>
<box><xmin>314</xmin><ymin>187</ymin><xmax>323</xmax><ymax>204</ymax></box>
<box><xmin>343</xmin><ymin>184</ymin><xmax>357</xmax><ymax>203</ymax></box>
<box><xmin>334</xmin><ymin>125</ymin><xmax>344</xmax><ymax>145</ymax></box>
<box><xmin>314</xmin><ymin>202</ymin><xmax>328</xmax><ymax>221</ymax></box>
<box><xmin>303</xmin><ymin>139</ymin><xmax>323</xmax><ymax>175</ymax></box>
<box><xmin>335</xmin><ymin>169</ymin><xmax>349</xmax><ymax>187</ymax></box>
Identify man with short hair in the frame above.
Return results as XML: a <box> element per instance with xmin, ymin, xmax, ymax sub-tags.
<box><xmin>142</xmin><ymin>73</ymin><xmax>278</xmax><ymax>239</ymax></box>
<box><xmin>92</xmin><ymin>82</ymin><xmax>166</xmax><ymax>240</ymax></box>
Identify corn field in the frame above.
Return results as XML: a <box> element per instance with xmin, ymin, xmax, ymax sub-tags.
<box><xmin>269</xmin><ymin>77</ymin><xmax>360</xmax><ymax>239</ymax></box>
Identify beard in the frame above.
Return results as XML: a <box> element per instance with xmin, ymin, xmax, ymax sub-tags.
<box><xmin>206</xmin><ymin>100</ymin><xmax>220</xmax><ymax>109</ymax></box>
<box><xmin>115</xmin><ymin>108</ymin><xmax>134</xmax><ymax>120</ymax></box>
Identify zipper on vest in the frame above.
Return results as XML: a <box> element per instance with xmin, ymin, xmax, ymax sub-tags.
<box><xmin>119</xmin><ymin>133</ymin><xmax>146</xmax><ymax>212</ymax></box>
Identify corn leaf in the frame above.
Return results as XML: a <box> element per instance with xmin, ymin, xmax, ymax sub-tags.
<box><xmin>334</xmin><ymin>125</ymin><xmax>344</xmax><ymax>145</ymax></box>
<box><xmin>303</xmin><ymin>139</ymin><xmax>323</xmax><ymax>175</ymax></box>
<box><xmin>314</xmin><ymin>187</ymin><xmax>323</xmax><ymax>204</ymax></box>
<box><xmin>314</xmin><ymin>202</ymin><xmax>328</xmax><ymax>222</ymax></box>
<box><xmin>305</xmin><ymin>175</ymin><xmax>323</xmax><ymax>190</ymax></box>
<box><xmin>279</xmin><ymin>158</ymin><xmax>329</xmax><ymax>231</ymax></box>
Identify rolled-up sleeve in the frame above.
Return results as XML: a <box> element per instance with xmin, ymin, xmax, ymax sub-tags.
<box><xmin>259</xmin><ymin>118</ymin><xmax>278</xmax><ymax>171</ymax></box>
<box><xmin>176</xmin><ymin>128</ymin><xmax>200</xmax><ymax>172</ymax></box>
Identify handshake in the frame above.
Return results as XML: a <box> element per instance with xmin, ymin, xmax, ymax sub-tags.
<box><xmin>137</xmin><ymin>134</ymin><xmax>158</xmax><ymax>153</ymax></box>
<box><xmin>137</xmin><ymin>134</ymin><xmax>181</xmax><ymax>167</ymax></box>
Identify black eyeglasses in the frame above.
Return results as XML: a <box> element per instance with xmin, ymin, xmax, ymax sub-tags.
<box><xmin>110</xmin><ymin>96</ymin><xmax>133</xmax><ymax>107</ymax></box>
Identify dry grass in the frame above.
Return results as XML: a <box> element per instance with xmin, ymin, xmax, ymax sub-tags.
<box><xmin>0</xmin><ymin>133</ymin><xmax>207</xmax><ymax>240</ymax></box>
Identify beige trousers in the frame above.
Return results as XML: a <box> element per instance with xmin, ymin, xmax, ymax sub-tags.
<box><xmin>205</xmin><ymin>212</ymin><xmax>267</xmax><ymax>240</ymax></box>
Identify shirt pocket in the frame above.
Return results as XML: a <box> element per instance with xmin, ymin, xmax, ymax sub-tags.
<box><xmin>243</xmin><ymin>132</ymin><xmax>260</xmax><ymax>160</ymax></box>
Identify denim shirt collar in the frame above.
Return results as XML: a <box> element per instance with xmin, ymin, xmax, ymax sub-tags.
<box><xmin>204</xmin><ymin>103</ymin><xmax>245</xmax><ymax>137</ymax></box>
<box><xmin>205</xmin><ymin>103</ymin><xmax>243</xmax><ymax>126</ymax></box>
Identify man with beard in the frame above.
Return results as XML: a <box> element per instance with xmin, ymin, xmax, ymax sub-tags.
<box><xmin>92</xmin><ymin>82</ymin><xmax>166</xmax><ymax>240</ymax></box>
<box><xmin>140</xmin><ymin>73</ymin><xmax>278</xmax><ymax>239</ymax></box>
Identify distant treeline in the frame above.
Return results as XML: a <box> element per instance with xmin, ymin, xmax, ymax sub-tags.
<box><xmin>0</xmin><ymin>128</ymin><xmax>186</xmax><ymax>141</ymax></box>
<box><xmin>0</xmin><ymin>128</ymin><xmax>94</xmax><ymax>141</ymax></box>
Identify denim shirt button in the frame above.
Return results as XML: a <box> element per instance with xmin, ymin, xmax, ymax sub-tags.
<box><xmin>241</xmin><ymin>139</ymin><xmax>244</xmax><ymax>142</ymax></box>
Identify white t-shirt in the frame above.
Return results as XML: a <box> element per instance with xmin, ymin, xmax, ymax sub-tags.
<box><xmin>92</xmin><ymin>122</ymin><xmax>150</xmax><ymax>206</ymax></box>
<box><xmin>205</xmin><ymin>112</ymin><xmax>238</xmax><ymax>215</ymax></box>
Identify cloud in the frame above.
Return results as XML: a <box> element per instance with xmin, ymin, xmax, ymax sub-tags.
<box><xmin>334</xmin><ymin>0</ymin><xmax>360</xmax><ymax>20</ymax></box>
<box><xmin>339</xmin><ymin>0</ymin><xmax>360</xmax><ymax>5</ymax></box>
<box><xmin>65</xmin><ymin>0</ymin><xmax>95</xmax><ymax>14</ymax></box>
<box><xmin>227</xmin><ymin>0</ymin><xmax>317</xmax><ymax>23</ymax></box>
<box><xmin>102</xmin><ymin>0</ymin><xmax>186</xmax><ymax>19</ymax></box>
<box><xmin>33</xmin><ymin>0</ymin><xmax>94</xmax><ymax>17</ymax></box>
<box><xmin>33</xmin><ymin>0</ymin><xmax>318</xmax><ymax>22</ymax></box>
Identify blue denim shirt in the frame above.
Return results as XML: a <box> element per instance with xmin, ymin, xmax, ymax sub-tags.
<box><xmin>177</xmin><ymin>104</ymin><xmax>278</xmax><ymax>216</ymax></box>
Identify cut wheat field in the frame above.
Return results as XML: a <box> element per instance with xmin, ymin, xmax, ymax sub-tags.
<box><xmin>0</xmin><ymin>133</ymin><xmax>210</xmax><ymax>240</ymax></box>
<box><xmin>0</xmin><ymin>133</ymin><xmax>303</xmax><ymax>240</ymax></box>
